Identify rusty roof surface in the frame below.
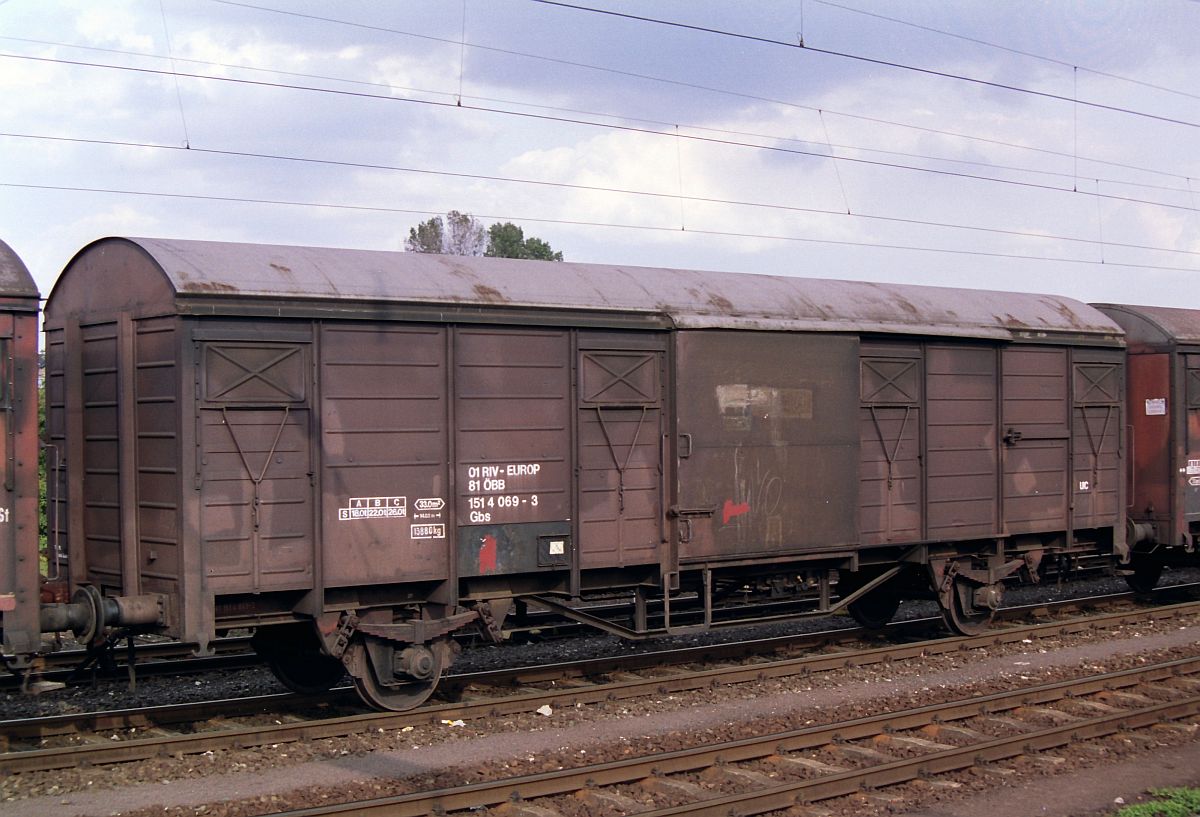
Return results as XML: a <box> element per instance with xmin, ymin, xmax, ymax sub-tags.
<box><xmin>70</xmin><ymin>236</ymin><xmax>1121</xmax><ymax>341</ymax></box>
<box><xmin>1093</xmin><ymin>303</ymin><xmax>1200</xmax><ymax>345</ymax></box>
<box><xmin>0</xmin><ymin>240</ymin><xmax>39</xmax><ymax>299</ymax></box>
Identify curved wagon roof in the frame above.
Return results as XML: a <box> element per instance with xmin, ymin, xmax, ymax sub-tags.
<box><xmin>0</xmin><ymin>239</ymin><xmax>40</xmax><ymax>305</ymax></box>
<box><xmin>1092</xmin><ymin>303</ymin><xmax>1200</xmax><ymax>348</ymax></box>
<box><xmin>47</xmin><ymin>236</ymin><xmax>1122</xmax><ymax>343</ymax></box>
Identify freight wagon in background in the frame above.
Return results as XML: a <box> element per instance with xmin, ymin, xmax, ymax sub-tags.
<box><xmin>24</xmin><ymin>236</ymin><xmax>1131</xmax><ymax>709</ymax></box>
<box><xmin>1094</xmin><ymin>304</ymin><xmax>1200</xmax><ymax>589</ymax></box>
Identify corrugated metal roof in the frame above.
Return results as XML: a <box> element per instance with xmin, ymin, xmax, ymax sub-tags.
<box><xmin>1093</xmin><ymin>303</ymin><xmax>1200</xmax><ymax>345</ymax></box>
<box><xmin>75</xmin><ymin>237</ymin><xmax>1123</xmax><ymax>341</ymax></box>
<box><xmin>0</xmin><ymin>240</ymin><xmax>39</xmax><ymax>299</ymax></box>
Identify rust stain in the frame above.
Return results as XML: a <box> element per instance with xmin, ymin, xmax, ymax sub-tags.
<box><xmin>862</xmin><ymin>284</ymin><xmax>918</xmax><ymax>321</ymax></box>
<box><xmin>707</xmin><ymin>293</ymin><xmax>735</xmax><ymax>314</ymax></box>
<box><xmin>1049</xmin><ymin>300</ymin><xmax>1088</xmax><ymax>330</ymax></box>
<box><xmin>180</xmin><ymin>280</ymin><xmax>239</xmax><ymax>293</ymax></box>
<box><xmin>445</xmin><ymin>259</ymin><xmax>476</xmax><ymax>278</ymax></box>
<box><xmin>891</xmin><ymin>297</ymin><xmax>920</xmax><ymax>319</ymax></box>
<box><xmin>270</xmin><ymin>263</ymin><xmax>292</xmax><ymax>275</ymax></box>
<box><xmin>472</xmin><ymin>283</ymin><xmax>510</xmax><ymax>303</ymax></box>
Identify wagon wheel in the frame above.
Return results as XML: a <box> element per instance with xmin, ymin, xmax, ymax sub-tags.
<box><xmin>941</xmin><ymin>577</ymin><xmax>995</xmax><ymax>636</ymax></box>
<box><xmin>1124</xmin><ymin>558</ymin><xmax>1163</xmax><ymax>594</ymax></box>
<box><xmin>253</xmin><ymin>624</ymin><xmax>347</xmax><ymax>695</ymax></box>
<box><xmin>267</xmin><ymin>651</ymin><xmax>346</xmax><ymax>695</ymax></box>
<box><xmin>347</xmin><ymin>637</ymin><xmax>444</xmax><ymax>712</ymax></box>
<box><xmin>840</xmin><ymin>569</ymin><xmax>902</xmax><ymax>630</ymax></box>
<box><xmin>847</xmin><ymin>591</ymin><xmax>902</xmax><ymax>631</ymax></box>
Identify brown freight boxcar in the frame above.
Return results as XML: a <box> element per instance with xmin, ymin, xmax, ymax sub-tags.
<box><xmin>1093</xmin><ymin>303</ymin><xmax>1200</xmax><ymax>590</ymax></box>
<box><xmin>0</xmin><ymin>241</ymin><xmax>43</xmax><ymax>662</ymax></box>
<box><xmin>39</xmin><ymin>237</ymin><xmax>1126</xmax><ymax>709</ymax></box>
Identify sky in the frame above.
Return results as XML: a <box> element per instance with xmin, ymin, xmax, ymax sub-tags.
<box><xmin>1</xmin><ymin>0</ymin><xmax>1198</xmax><ymax>307</ymax></box>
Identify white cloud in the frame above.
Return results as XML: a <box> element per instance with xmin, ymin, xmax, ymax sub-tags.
<box><xmin>75</xmin><ymin>1</ymin><xmax>155</xmax><ymax>52</ymax></box>
<box><xmin>1</xmin><ymin>0</ymin><xmax>1196</xmax><ymax>307</ymax></box>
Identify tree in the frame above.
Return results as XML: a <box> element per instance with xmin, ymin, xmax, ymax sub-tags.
<box><xmin>405</xmin><ymin>210</ymin><xmax>486</xmax><ymax>256</ymax></box>
<box><xmin>485</xmin><ymin>222</ymin><xmax>563</xmax><ymax>261</ymax></box>
<box><xmin>405</xmin><ymin>215</ymin><xmax>444</xmax><ymax>254</ymax></box>
<box><xmin>405</xmin><ymin>212</ymin><xmax>563</xmax><ymax>261</ymax></box>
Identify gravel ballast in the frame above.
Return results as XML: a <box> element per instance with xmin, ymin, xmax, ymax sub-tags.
<box><xmin>3</xmin><ymin>599</ymin><xmax>1200</xmax><ymax>817</ymax></box>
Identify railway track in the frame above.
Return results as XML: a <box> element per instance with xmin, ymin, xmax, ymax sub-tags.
<box><xmin>270</xmin><ymin>654</ymin><xmax>1200</xmax><ymax>816</ymax></box>
<box><xmin>3</xmin><ymin>565</ymin><xmax>1136</xmax><ymax>691</ymax></box>
<box><xmin>0</xmin><ymin>594</ymin><xmax>820</xmax><ymax>691</ymax></box>
<box><xmin>2</xmin><ymin>590</ymin><xmax>1197</xmax><ymax>776</ymax></box>
<box><xmin>0</xmin><ymin>582</ymin><xmax>1160</xmax><ymax>738</ymax></box>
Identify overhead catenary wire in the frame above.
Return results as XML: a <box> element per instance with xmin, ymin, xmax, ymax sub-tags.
<box><xmin>183</xmin><ymin>5</ymin><xmax>1197</xmax><ymax>186</ymax></box>
<box><xmin>4</xmin><ymin>130</ymin><xmax>1199</xmax><ymax>261</ymax></box>
<box><xmin>810</xmin><ymin>0</ymin><xmax>1200</xmax><ymax>103</ymax></box>
<box><xmin>2</xmin><ymin>31</ymin><xmax>1192</xmax><ymax>194</ymax></box>
<box><xmin>3</xmin><ymin>51</ymin><xmax>1197</xmax><ymax>219</ymax></box>
<box><xmin>4</xmin><ymin>2</ymin><xmax>1194</xmax><ymax>286</ymax></box>
<box><xmin>529</xmin><ymin>0</ymin><xmax>1200</xmax><ymax>130</ymax></box>
<box><xmin>157</xmin><ymin>0</ymin><xmax>191</xmax><ymax>148</ymax></box>
<box><xmin>4</xmin><ymin>179</ymin><xmax>1198</xmax><ymax>275</ymax></box>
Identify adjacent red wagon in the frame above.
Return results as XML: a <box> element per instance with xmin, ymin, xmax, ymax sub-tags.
<box><xmin>1093</xmin><ymin>303</ymin><xmax>1200</xmax><ymax>589</ymax></box>
<box><xmin>0</xmin><ymin>241</ymin><xmax>43</xmax><ymax>661</ymax></box>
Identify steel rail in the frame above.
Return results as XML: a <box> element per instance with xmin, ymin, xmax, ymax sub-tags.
<box><xmin>265</xmin><ymin>655</ymin><xmax>1200</xmax><ymax>816</ymax></box>
<box><xmin>2</xmin><ymin>596</ymin><xmax>1198</xmax><ymax>775</ymax></box>
<box><xmin>0</xmin><ymin>595</ymin><xmax>808</xmax><ymax>691</ymax></box>
<box><xmin>0</xmin><ymin>584</ymin><xmax>1183</xmax><ymax>742</ymax></box>
<box><xmin>6</xmin><ymin>576</ymin><xmax>1186</xmax><ymax>690</ymax></box>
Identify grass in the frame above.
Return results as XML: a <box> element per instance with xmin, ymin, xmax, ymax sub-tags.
<box><xmin>1114</xmin><ymin>787</ymin><xmax>1200</xmax><ymax>817</ymax></box>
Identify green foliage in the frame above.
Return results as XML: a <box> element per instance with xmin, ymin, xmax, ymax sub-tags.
<box><xmin>406</xmin><ymin>213</ymin><xmax>562</xmax><ymax>260</ymax></box>
<box><xmin>484</xmin><ymin>222</ymin><xmax>561</xmax><ymax>260</ymax></box>
<box><xmin>404</xmin><ymin>215</ymin><xmax>445</xmax><ymax>254</ymax></box>
<box><xmin>484</xmin><ymin>221</ymin><xmax>525</xmax><ymax>259</ymax></box>
<box><xmin>1115</xmin><ymin>788</ymin><xmax>1200</xmax><ymax>817</ymax></box>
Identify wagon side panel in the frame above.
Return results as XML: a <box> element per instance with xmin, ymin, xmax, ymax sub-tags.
<box><xmin>1127</xmin><ymin>352</ymin><xmax>1171</xmax><ymax>528</ymax></box>
<box><xmin>1184</xmin><ymin>353</ymin><xmax>1200</xmax><ymax>525</ymax></box>
<box><xmin>195</xmin><ymin>325</ymin><xmax>315</xmax><ymax>594</ymax></box>
<box><xmin>999</xmin><ymin>346</ymin><xmax>1069</xmax><ymax>534</ymax></box>
<box><xmin>80</xmin><ymin>321</ymin><xmax>123</xmax><ymax>591</ymax></box>
<box><xmin>1071</xmin><ymin>349</ymin><xmax>1124</xmax><ymax>530</ymax></box>
<box><xmin>0</xmin><ymin>308</ymin><xmax>40</xmax><ymax>654</ymax></box>
<box><xmin>454</xmin><ymin>327</ymin><xmax>572</xmax><ymax>579</ymax></box>
<box><xmin>858</xmin><ymin>340</ymin><xmax>923</xmax><ymax>545</ymax></box>
<box><xmin>924</xmin><ymin>344</ymin><xmax>999</xmax><ymax>540</ymax></box>
<box><xmin>576</xmin><ymin>332</ymin><xmax>668</xmax><ymax>570</ymax></box>
<box><xmin>319</xmin><ymin>322</ymin><xmax>449</xmax><ymax>588</ymax></box>
<box><xmin>134</xmin><ymin>316</ymin><xmax>182</xmax><ymax>596</ymax></box>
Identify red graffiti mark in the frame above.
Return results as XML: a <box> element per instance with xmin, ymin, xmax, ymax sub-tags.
<box><xmin>479</xmin><ymin>534</ymin><xmax>498</xmax><ymax>574</ymax></box>
<box><xmin>722</xmin><ymin>500</ymin><xmax>751</xmax><ymax>525</ymax></box>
